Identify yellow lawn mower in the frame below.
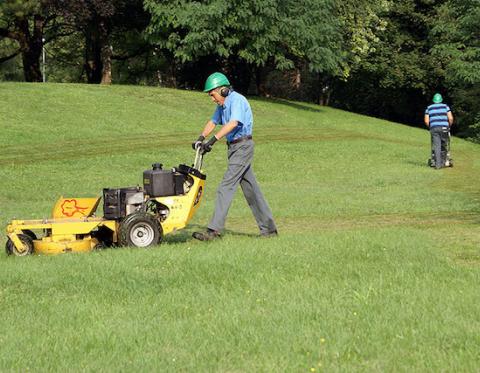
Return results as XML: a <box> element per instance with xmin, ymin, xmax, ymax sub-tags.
<box><xmin>5</xmin><ymin>149</ymin><xmax>206</xmax><ymax>256</ymax></box>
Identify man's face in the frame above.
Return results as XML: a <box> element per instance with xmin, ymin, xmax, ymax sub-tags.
<box><xmin>208</xmin><ymin>89</ymin><xmax>225</xmax><ymax>106</ymax></box>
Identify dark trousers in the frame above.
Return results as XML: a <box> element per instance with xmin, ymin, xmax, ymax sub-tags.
<box><xmin>430</xmin><ymin>126</ymin><xmax>449</xmax><ymax>168</ymax></box>
<box><xmin>208</xmin><ymin>139</ymin><xmax>277</xmax><ymax>234</ymax></box>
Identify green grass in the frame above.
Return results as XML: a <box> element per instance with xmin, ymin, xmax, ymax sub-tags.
<box><xmin>0</xmin><ymin>83</ymin><xmax>479</xmax><ymax>371</ymax></box>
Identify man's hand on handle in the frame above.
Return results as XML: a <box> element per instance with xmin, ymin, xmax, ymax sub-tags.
<box><xmin>200</xmin><ymin>136</ymin><xmax>218</xmax><ymax>154</ymax></box>
<box><xmin>192</xmin><ymin>135</ymin><xmax>205</xmax><ymax>150</ymax></box>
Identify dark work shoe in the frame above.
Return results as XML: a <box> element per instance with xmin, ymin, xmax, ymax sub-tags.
<box><xmin>260</xmin><ymin>229</ymin><xmax>278</xmax><ymax>238</ymax></box>
<box><xmin>192</xmin><ymin>229</ymin><xmax>221</xmax><ymax>241</ymax></box>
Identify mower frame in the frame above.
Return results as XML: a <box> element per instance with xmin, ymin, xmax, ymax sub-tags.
<box><xmin>5</xmin><ymin>149</ymin><xmax>206</xmax><ymax>255</ymax></box>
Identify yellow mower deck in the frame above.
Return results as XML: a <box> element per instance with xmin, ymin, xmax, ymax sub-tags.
<box><xmin>6</xmin><ymin>206</ymin><xmax>118</xmax><ymax>255</ymax></box>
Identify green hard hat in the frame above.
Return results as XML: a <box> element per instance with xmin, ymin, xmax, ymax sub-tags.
<box><xmin>204</xmin><ymin>72</ymin><xmax>230</xmax><ymax>92</ymax></box>
<box><xmin>433</xmin><ymin>93</ymin><xmax>443</xmax><ymax>103</ymax></box>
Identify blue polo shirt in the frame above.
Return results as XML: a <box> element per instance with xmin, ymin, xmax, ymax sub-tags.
<box><xmin>425</xmin><ymin>103</ymin><xmax>451</xmax><ymax>127</ymax></box>
<box><xmin>211</xmin><ymin>91</ymin><xmax>253</xmax><ymax>143</ymax></box>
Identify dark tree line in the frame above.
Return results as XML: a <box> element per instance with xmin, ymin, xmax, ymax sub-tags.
<box><xmin>0</xmin><ymin>0</ymin><xmax>148</xmax><ymax>83</ymax></box>
<box><xmin>1</xmin><ymin>0</ymin><xmax>479</xmax><ymax>140</ymax></box>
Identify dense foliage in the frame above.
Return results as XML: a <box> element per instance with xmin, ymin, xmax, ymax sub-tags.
<box><xmin>1</xmin><ymin>0</ymin><xmax>479</xmax><ymax>139</ymax></box>
<box><xmin>430</xmin><ymin>0</ymin><xmax>480</xmax><ymax>139</ymax></box>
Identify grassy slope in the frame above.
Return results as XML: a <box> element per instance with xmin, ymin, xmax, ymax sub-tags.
<box><xmin>0</xmin><ymin>83</ymin><xmax>479</xmax><ymax>371</ymax></box>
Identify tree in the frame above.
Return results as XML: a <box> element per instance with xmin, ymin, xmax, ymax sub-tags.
<box><xmin>331</xmin><ymin>0</ymin><xmax>450</xmax><ymax>125</ymax></box>
<box><xmin>431</xmin><ymin>0</ymin><xmax>480</xmax><ymax>86</ymax></box>
<box><xmin>52</xmin><ymin>0</ymin><xmax>148</xmax><ymax>84</ymax></box>
<box><xmin>334</xmin><ymin>0</ymin><xmax>388</xmax><ymax>78</ymax></box>
<box><xmin>430</xmin><ymin>0</ymin><xmax>480</xmax><ymax>139</ymax></box>
<box><xmin>144</xmin><ymin>0</ymin><xmax>343</xmax><ymax>94</ymax></box>
<box><xmin>0</xmin><ymin>0</ymin><xmax>55</xmax><ymax>82</ymax></box>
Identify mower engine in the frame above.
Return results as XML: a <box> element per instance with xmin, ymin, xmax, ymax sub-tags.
<box><xmin>103</xmin><ymin>187</ymin><xmax>145</xmax><ymax>220</ymax></box>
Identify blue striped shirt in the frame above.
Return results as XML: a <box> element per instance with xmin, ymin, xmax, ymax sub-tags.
<box><xmin>425</xmin><ymin>103</ymin><xmax>451</xmax><ymax>127</ymax></box>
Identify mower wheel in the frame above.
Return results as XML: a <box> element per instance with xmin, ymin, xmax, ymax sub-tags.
<box><xmin>93</xmin><ymin>242</ymin><xmax>107</xmax><ymax>250</ymax></box>
<box><xmin>22</xmin><ymin>229</ymin><xmax>37</xmax><ymax>240</ymax></box>
<box><xmin>118</xmin><ymin>212</ymin><xmax>163</xmax><ymax>248</ymax></box>
<box><xmin>5</xmin><ymin>234</ymin><xmax>34</xmax><ymax>256</ymax></box>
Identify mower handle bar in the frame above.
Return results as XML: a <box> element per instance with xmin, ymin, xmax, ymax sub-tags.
<box><xmin>193</xmin><ymin>145</ymin><xmax>203</xmax><ymax>170</ymax></box>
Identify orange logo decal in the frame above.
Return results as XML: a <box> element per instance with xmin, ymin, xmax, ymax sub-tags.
<box><xmin>61</xmin><ymin>199</ymin><xmax>88</xmax><ymax>217</ymax></box>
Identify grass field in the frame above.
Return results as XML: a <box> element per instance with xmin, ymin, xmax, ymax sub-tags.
<box><xmin>0</xmin><ymin>83</ymin><xmax>479</xmax><ymax>371</ymax></box>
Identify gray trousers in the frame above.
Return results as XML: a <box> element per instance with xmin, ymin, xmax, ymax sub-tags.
<box><xmin>208</xmin><ymin>139</ymin><xmax>277</xmax><ymax>234</ymax></box>
<box><xmin>430</xmin><ymin>126</ymin><xmax>449</xmax><ymax>168</ymax></box>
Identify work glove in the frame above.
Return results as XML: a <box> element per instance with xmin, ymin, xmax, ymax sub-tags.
<box><xmin>200</xmin><ymin>136</ymin><xmax>218</xmax><ymax>154</ymax></box>
<box><xmin>192</xmin><ymin>135</ymin><xmax>205</xmax><ymax>150</ymax></box>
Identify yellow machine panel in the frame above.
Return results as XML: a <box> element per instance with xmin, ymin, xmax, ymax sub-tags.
<box><xmin>52</xmin><ymin>197</ymin><xmax>101</xmax><ymax>218</ymax></box>
<box><xmin>154</xmin><ymin>176</ymin><xmax>205</xmax><ymax>234</ymax></box>
<box><xmin>35</xmin><ymin>237</ymin><xmax>98</xmax><ymax>255</ymax></box>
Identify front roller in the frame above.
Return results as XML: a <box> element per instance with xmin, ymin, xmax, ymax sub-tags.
<box><xmin>118</xmin><ymin>212</ymin><xmax>163</xmax><ymax>248</ymax></box>
<box><xmin>5</xmin><ymin>234</ymin><xmax>34</xmax><ymax>256</ymax></box>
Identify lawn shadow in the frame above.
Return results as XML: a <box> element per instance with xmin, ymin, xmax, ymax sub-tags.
<box><xmin>223</xmin><ymin>229</ymin><xmax>258</xmax><ymax>238</ymax></box>
<box><xmin>165</xmin><ymin>224</ymin><xmax>258</xmax><ymax>244</ymax></box>
<box><xmin>405</xmin><ymin>159</ymin><xmax>430</xmax><ymax>168</ymax></box>
<box><xmin>164</xmin><ymin>230</ymin><xmax>194</xmax><ymax>244</ymax></box>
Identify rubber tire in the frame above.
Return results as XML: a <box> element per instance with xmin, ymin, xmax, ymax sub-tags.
<box><xmin>22</xmin><ymin>229</ymin><xmax>37</xmax><ymax>240</ymax></box>
<box><xmin>93</xmin><ymin>242</ymin><xmax>107</xmax><ymax>250</ymax></box>
<box><xmin>5</xmin><ymin>234</ymin><xmax>34</xmax><ymax>256</ymax></box>
<box><xmin>118</xmin><ymin>212</ymin><xmax>163</xmax><ymax>248</ymax></box>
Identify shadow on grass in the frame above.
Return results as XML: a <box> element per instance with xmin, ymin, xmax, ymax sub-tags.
<box><xmin>405</xmin><ymin>160</ymin><xmax>431</xmax><ymax>168</ymax></box>
<box><xmin>165</xmin><ymin>224</ymin><xmax>258</xmax><ymax>244</ymax></box>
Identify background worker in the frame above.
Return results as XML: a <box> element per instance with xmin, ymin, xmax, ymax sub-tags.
<box><xmin>424</xmin><ymin>93</ymin><xmax>454</xmax><ymax>169</ymax></box>
<box><xmin>191</xmin><ymin>72</ymin><xmax>278</xmax><ymax>241</ymax></box>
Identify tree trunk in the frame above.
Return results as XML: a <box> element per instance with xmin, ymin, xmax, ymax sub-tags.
<box><xmin>84</xmin><ymin>22</ymin><xmax>102</xmax><ymax>84</ymax></box>
<box><xmin>317</xmin><ymin>74</ymin><xmax>332</xmax><ymax>106</ymax></box>
<box><xmin>22</xmin><ymin>47</ymin><xmax>43</xmax><ymax>82</ymax></box>
<box><xmin>100</xmin><ymin>20</ymin><xmax>112</xmax><ymax>85</ymax></box>
<box><xmin>100</xmin><ymin>44</ymin><xmax>112</xmax><ymax>84</ymax></box>
<box><xmin>256</xmin><ymin>66</ymin><xmax>268</xmax><ymax>97</ymax></box>
<box><xmin>84</xmin><ymin>19</ymin><xmax>112</xmax><ymax>84</ymax></box>
<box><xmin>292</xmin><ymin>68</ymin><xmax>301</xmax><ymax>90</ymax></box>
<box><xmin>169</xmin><ymin>58</ymin><xmax>177</xmax><ymax>88</ymax></box>
<box><xmin>15</xmin><ymin>15</ymin><xmax>44</xmax><ymax>82</ymax></box>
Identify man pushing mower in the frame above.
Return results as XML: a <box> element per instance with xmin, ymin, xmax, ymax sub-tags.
<box><xmin>424</xmin><ymin>93</ymin><xmax>454</xmax><ymax>169</ymax></box>
<box><xmin>191</xmin><ymin>72</ymin><xmax>278</xmax><ymax>241</ymax></box>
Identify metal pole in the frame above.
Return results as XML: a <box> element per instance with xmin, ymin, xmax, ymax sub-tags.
<box><xmin>42</xmin><ymin>38</ymin><xmax>46</xmax><ymax>83</ymax></box>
